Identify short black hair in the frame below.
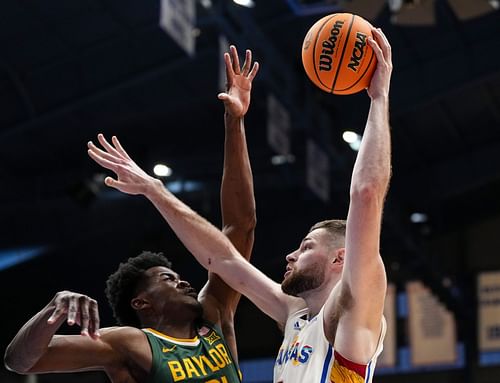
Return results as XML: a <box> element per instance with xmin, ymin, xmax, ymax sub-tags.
<box><xmin>105</xmin><ymin>251</ymin><xmax>172</xmax><ymax>327</ymax></box>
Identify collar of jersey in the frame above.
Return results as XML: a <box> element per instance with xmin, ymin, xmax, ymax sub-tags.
<box><xmin>143</xmin><ymin>328</ymin><xmax>201</xmax><ymax>346</ymax></box>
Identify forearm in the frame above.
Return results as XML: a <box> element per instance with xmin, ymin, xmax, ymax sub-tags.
<box><xmin>221</xmin><ymin>112</ymin><xmax>256</xmax><ymax>233</ymax></box>
<box><xmin>146</xmin><ymin>180</ymin><xmax>239</xmax><ymax>272</ymax></box>
<box><xmin>350</xmin><ymin>95</ymin><xmax>391</xmax><ymax>197</ymax></box>
<box><xmin>5</xmin><ymin>302</ymin><xmax>63</xmax><ymax>373</ymax></box>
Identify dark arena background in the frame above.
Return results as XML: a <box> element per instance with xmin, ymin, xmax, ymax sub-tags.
<box><xmin>1</xmin><ymin>1</ymin><xmax>500</xmax><ymax>382</ymax></box>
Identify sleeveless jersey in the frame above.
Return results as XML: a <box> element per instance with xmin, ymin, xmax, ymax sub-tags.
<box><xmin>143</xmin><ymin>324</ymin><xmax>241</xmax><ymax>383</ymax></box>
<box><xmin>274</xmin><ymin>306</ymin><xmax>386</xmax><ymax>383</ymax></box>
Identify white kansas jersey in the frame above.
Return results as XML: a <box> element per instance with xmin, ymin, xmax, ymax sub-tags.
<box><xmin>274</xmin><ymin>306</ymin><xmax>386</xmax><ymax>383</ymax></box>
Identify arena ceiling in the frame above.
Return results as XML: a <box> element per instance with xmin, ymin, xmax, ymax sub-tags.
<box><xmin>1</xmin><ymin>0</ymin><xmax>499</xmax><ymax>358</ymax></box>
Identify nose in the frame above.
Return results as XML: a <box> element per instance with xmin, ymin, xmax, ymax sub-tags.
<box><xmin>286</xmin><ymin>249</ymin><xmax>298</xmax><ymax>263</ymax></box>
<box><xmin>177</xmin><ymin>280</ymin><xmax>191</xmax><ymax>289</ymax></box>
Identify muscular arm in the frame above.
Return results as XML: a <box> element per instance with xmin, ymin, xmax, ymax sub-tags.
<box><xmin>198</xmin><ymin>47</ymin><xmax>257</xmax><ymax>323</ymax></box>
<box><xmin>4</xmin><ymin>291</ymin><xmax>145</xmax><ymax>375</ymax></box>
<box><xmin>88</xmin><ymin>133</ymin><xmax>298</xmax><ymax>325</ymax></box>
<box><xmin>325</xmin><ymin>28</ymin><xmax>392</xmax><ymax>363</ymax></box>
<box><xmin>204</xmin><ymin>112</ymin><xmax>256</xmax><ymax>361</ymax></box>
<box><xmin>198</xmin><ymin>48</ymin><xmax>257</xmax><ymax>361</ymax></box>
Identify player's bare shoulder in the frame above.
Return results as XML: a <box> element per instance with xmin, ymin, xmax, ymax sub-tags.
<box><xmin>100</xmin><ymin>327</ymin><xmax>152</xmax><ymax>383</ymax></box>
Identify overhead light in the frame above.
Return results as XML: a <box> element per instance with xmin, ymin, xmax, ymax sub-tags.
<box><xmin>271</xmin><ymin>154</ymin><xmax>296</xmax><ymax>165</ymax></box>
<box><xmin>166</xmin><ymin>180</ymin><xmax>203</xmax><ymax>193</ymax></box>
<box><xmin>233</xmin><ymin>0</ymin><xmax>255</xmax><ymax>8</ymax></box>
<box><xmin>342</xmin><ymin>131</ymin><xmax>362</xmax><ymax>151</ymax></box>
<box><xmin>342</xmin><ymin>131</ymin><xmax>359</xmax><ymax>144</ymax></box>
<box><xmin>153</xmin><ymin>164</ymin><xmax>172</xmax><ymax>177</ymax></box>
<box><xmin>0</xmin><ymin>247</ymin><xmax>46</xmax><ymax>271</ymax></box>
<box><xmin>200</xmin><ymin>0</ymin><xmax>212</xmax><ymax>8</ymax></box>
<box><xmin>410</xmin><ymin>212</ymin><xmax>428</xmax><ymax>223</ymax></box>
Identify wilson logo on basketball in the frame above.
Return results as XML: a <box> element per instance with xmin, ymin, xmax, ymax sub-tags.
<box><xmin>318</xmin><ymin>20</ymin><xmax>344</xmax><ymax>72</ymax></box>
<box><xmin>348</xmin><ymin>32</ymin><xmax>368</xmax><ymax>72</ymax></box>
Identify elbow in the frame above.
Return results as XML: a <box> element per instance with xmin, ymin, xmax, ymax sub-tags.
<box><xmin>244</xmin><ymin>212</ymin><xmax>257</xmax><ymax>232</ymax></box>
<box><xmin>239</xmin><ymin>207</ymin><xmax>257</xmax><ymax>232</ymax></box>
<box><xmin>223</xmin><ymin>211</ymin><xmax>257</xmax><ymax>236</ymax></box>
<box><xmin>350</xmin><ymin>181</ymin><xmax>387</xmax><ymax>205</ymax></box>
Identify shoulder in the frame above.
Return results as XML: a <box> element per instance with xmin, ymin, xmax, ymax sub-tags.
<box><xmin>101</xmin><ymin>327</ymin><xmax>152</xmax><ymax>375</ymax></box>
<box><xmin>99</xmin><ymin>326</ymin><xmax>149</xmax><ymax>352</ymax></box>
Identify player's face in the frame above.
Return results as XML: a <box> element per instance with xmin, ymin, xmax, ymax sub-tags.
<box><xmin>281</xmin><ymin>228</ymin><xmax>331</xmax><ymax>296</ymax></box>
<box><xmin>143</xmin><ymin>266</ymin><xmax>202</xmax><ymax>314</ymax></box>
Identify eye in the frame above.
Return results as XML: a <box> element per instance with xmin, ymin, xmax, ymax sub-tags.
<box><xmin>162</xmin><ymin>274</ymin><xmax>175</xmax><ymax>281</ymax></box>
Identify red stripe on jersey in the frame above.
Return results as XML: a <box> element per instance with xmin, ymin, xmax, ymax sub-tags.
<box><xmin>333</xmin><ymin>350</ymin><xmax>367</xmax><ymax>378</ymax></box>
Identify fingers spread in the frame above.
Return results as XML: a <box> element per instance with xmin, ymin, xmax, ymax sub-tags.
<box><xmin>230</xmin><ymin>45</ymin><xmax>241</xmax><ymax>74</ymax></box>
<box><xmin>88</xmin><ymin>149</ymin><xmax>121</xmax><ymax>173</ymax></box>
<box><xmin>111</xmin><ymin>136</ymin><xmax>131</xmax><ymax>160</ymax></box>
<box><xmin>242</xmin><ymin>49</ymin><xmax>252</xmax><ymax>76</ymax></box>
<box><xmin>224</xmin><ymin>52</ymin><xmax>234</xmax><ymax>85</ymax></box>
<box><xmin>88</xmin><ymin>141</ymin><xmax>120</xmax><ymax>164</ymax></box>
<box><xmin>248</xmin><ymin>61</ymin><xmax>259</xmax><ymax>81</ymax></box>
<box><xmin>97</xmin><ymin>134</ymin><xmax>121</xmax><ymax>158</ymax></box>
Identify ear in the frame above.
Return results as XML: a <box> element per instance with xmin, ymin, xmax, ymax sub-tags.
<box><xmin>332</xmin><ymin>248</ymin><xmax>345</xmax><ymax>265</ymax></box>
<box><xmin>131</xmin><ymin>296</ymin><xmax>149</xmax><ymax>311</ymax></box>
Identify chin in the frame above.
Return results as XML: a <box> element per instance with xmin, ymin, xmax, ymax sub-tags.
<box><xmin>190</xmin><ymin>299</ymin><xmax>203</xmax><ymax>318</ymax></box>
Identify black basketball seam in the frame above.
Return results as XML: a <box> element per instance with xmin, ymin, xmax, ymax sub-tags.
<box><xmin>337</xmin><ymin>48</ymin><xmax>375</xmax><ymax>92</ymax></box>
<box><xmin>330</xmin><ymin>14</ymin><xmax>355</xmax><ymax>94</ymax></box>
<box><xmin>312</xmin><ymin>14</ymin><xmax>338</xmax><ymax>90</ymax></box>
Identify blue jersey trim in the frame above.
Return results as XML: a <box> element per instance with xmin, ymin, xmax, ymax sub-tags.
<box><xmin>320</xmin><ymin>345</ymin><xmax>333</xmax><ymax>383</ymax></box>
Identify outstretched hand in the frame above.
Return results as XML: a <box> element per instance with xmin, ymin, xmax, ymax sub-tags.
<box><xmin>47</xmin><ymin>291</ymin><xmax>100</xmax><ymax>339</ymax></box>
<box><xmin>367</xmin><ymin>28</ymin><xmax>392</xmax><ymax>100</ymax></box>
<box><xmin>218</xmin><ymin>45</ymin><xmax>259</xmax><ymax>118</ymax></box>
<box><xmin>87</xmin><ymin>134</ymin><xmax>158</xmax><ymax>196</ymax></box>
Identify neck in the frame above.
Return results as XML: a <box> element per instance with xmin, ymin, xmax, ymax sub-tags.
<box><xmin>300</xmin><ymin>276</ymin><xmax>341</xmax><ymax>319</ymax></box>
<box><xmin>141</xmin><ymin>316</ymin><xmax>199</xmax><ymax>339</ymax></box>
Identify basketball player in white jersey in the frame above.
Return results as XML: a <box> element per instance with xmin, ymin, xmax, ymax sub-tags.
<box><xmin>88</xmin><ymin>27</ymin><xmax>392</xmax><ymax>383</ymax></box>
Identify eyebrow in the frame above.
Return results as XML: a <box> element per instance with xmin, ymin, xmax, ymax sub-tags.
<box><xmin>301</xmin><ymin>238</ymin><xmax>314</xmax><ymax>246</ymax></box>
<box><xmin>160</xmin><ymin>271</ymin><xmax>180</xmax><ymax>279</ymax></box>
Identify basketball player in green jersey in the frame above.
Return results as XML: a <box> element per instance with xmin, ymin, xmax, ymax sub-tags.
<box><xmin>4</xmin><ymin>45</ymin><xmax>259</xmax><ymax>383</ymax></box>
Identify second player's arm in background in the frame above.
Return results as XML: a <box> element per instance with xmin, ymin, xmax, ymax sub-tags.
<box><xmin>197</xmin><ymin>46</ymin><xmax>259</xmax><ymax>362</ymax></box>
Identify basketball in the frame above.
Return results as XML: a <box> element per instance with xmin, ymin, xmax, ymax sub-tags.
<box><xmin>302</xmin><ymin>13</ymin><xmax>377</xmax><ymax>95</ymax></box>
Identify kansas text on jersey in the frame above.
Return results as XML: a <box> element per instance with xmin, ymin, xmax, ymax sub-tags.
<box><xmin>274</xmin><ymin>306</ymin><xmax>386</xmax><ymax>383</ymax></box>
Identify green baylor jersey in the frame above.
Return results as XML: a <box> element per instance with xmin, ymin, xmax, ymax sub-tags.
<box><xmin>143</xmin><ymin>324</ymin><xmax>241</xmax><ymax>383</ymax></box>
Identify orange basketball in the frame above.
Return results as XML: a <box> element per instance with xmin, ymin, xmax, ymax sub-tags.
<box><xmin>302</xmin><ymin>13</ymin><xmax>377</xmax><ymax>95</ymax></box>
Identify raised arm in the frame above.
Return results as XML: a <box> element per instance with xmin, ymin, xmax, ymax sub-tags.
<box><xmin>325</xmin><ymin>28</ymin><xmax>392</xmax><ymax>362</ymax></box>
<box><xmin>199</xmin><ymin>46</ymin><xmax>258</xmax><ymax>314</ymax></box>
<box><xmin>198</xmin><ymin>46</ymin><xmax>258</xmax><ymax>360</ymax></box>
<box><xmin>87</xmin><ymin>136</ymin><xmax>299</xmax><ymax>326</ymax></box>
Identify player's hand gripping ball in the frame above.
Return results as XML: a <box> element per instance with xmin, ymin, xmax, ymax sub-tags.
<box><xmin>302</xmin><ymin>13</ymin><xmax>377</xmax><ymax>95</ymax></box>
